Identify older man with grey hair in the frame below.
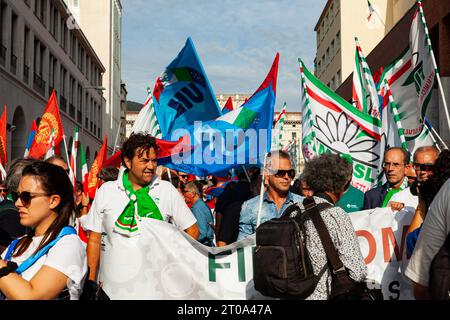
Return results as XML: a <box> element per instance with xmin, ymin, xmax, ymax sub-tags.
<box><xmin>182</xmin><ymin>180</ymin><xmax>215</xmax><ymax>246</ymax></box>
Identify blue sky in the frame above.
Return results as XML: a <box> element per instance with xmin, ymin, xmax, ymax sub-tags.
<box><xmin>122</xmin><ymin>0</ymin><xmax>327</xmax><ymax>112</ymax></box>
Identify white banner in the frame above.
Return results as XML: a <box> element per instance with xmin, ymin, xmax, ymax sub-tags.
<box><xmin>349</xmin><ymin>207</ymin><xmax>414</xmax><ymax>300</ymax></box>
<box><xmin>99</xmin><ymin>208</ymin><xmax>414</xmax><ymax>300</ymax></box>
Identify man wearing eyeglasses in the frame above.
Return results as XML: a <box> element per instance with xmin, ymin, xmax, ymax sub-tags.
<box><xmin>363</xmin><ymin>147</ymin><xmax>410</xmax><ymax>210</ymax></box>
<box><xmin>237</xmin><ymin>150</ymin><xmax>303</xmax><ymax>240</ymax></box>
<box><xmin>388</xmin><ymin>146</ymin><xmax>439</xmax><ymax>213</ymax></box>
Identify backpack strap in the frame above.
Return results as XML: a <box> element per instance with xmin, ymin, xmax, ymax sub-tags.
<box><xmin>4</xmin><ymin>226</ymin><xmax>77</xmax><ymax>275</ymax></box>
<box><xmin>303</xmin><ymin>197</ymin><xmax>346</xmax><ymax>275</ymax></box>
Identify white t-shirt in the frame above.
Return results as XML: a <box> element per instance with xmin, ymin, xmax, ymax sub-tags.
<box><xmin>1</xmin><ymin>234</ymin><xmax>87</xmax><ymax>300</ymax></box>
<box><xmin>405</xmin><ymin>178</ymin><xmax>450</xmax><ymax>286</ymax></box>
<box><xmin>389</xmin><ymin>187</ymin><xmax>419</xmax><ymax>213</ymax></box>
<box><xmin>82</xmin><ymin>170</ymin><xmax>197</xmax><ymax>234</ymax></box>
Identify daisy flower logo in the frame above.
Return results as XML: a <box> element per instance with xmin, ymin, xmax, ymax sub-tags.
<box><xmin>314</xmin><ymin>112</ymin><xmax>380</xmax><ymax>168</ymax></box>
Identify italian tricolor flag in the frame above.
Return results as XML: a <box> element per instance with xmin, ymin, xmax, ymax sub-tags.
<box><xmin>80</xmin><ymin>143</ymin><xmax>89</xmax><ymax>195</ymax></box>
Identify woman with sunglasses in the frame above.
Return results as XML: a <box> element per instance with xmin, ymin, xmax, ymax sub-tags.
<box><xmin>0</xmin><ymin>162</ymin><xmax>87</xmax><ymax>300</ymax></box>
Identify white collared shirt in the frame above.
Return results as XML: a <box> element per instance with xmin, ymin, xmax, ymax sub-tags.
<box><xmin>82</xmin><ymin>167</ymin><xmax>197</xmax><ymax>234</ymax></box>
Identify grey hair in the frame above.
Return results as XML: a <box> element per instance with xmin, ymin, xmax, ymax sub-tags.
<box><xmin>302</xmin><ymin>153</ymin><xmax>353</xmax><ymax>194</ymax></box>
<box><xmin>184</xmin><ymin>180</ymin><xmax>203</xmax><ymax>198</ymax></box>
<box><xmin>5</xmin><ymin>158</ymin><xmax>39</xmax><ymax>192</ymax></box>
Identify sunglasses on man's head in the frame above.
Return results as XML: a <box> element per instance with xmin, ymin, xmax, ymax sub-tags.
<box><xmin>11</xmin><ymin>191</ymin><xmax>49</xmax><ymax>207</ymax></box>
<box><xmin>268</xmin><ymin>169</ymin><xmax>296</xmax><ymax>179</ymax></box>
<box><xmin>413</xmin><ymin>163</ymin><xmax>434</xmax><ymax>172</ymax></box>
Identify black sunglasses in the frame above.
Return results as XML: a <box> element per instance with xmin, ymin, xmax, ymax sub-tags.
<box><xmin>413</xmin><ymin>163</ymin><xmax>434</xmax><ymax>172</ymax></box>
<box><xmin>269</xmin><ymin>169</ymin><xmax>296</xmax><ymax>179</ymax></box>
<box><xmin>0</xmin><ymin>188</ymin><xmax>8</xmax><ymax>193</ymax></box>
<box><xmin>11</xmin><ymin>191</ymin><xmax>49</xmax><ymax>207</ymax></box>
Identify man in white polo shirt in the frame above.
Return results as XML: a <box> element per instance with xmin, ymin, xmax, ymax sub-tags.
<box><xmin>83</xmin><ymin>134</ymin><xmax>199</xmax><ymax>297</ymax></box>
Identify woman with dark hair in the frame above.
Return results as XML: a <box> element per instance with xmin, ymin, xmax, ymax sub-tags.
<box><xmin>0</xmin><ymin>162</ymin><xmax>87</xmax><ymax>300</ymax></box>
<box><xmin>294</xmin><ymin>153</ymin><xmax>367</xmax><ymax>299</ymax></box>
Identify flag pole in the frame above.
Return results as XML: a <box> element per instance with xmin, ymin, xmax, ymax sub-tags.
<box><xmin>62</xmin><ymin>135</ymin><xmax>72</xmax><ymax>174</ymax></box>
<box><xmin>256</xmin><ymin>153</ymin><xmax>268</xmax><ymax>228</ymax></box>
<box><xmin>241</xmin><ymin>165</ymin><xmax>251</xmax><ymax>183</ymax></box>
<box><xmin>113</xmin><ymin>121</ymin><xmax>122</xmax><ymax>154</ymax></box>
<box><xmin>417</xmin><ymin>0</ymin><xmax>450</xmax><ymax>139</ymax></box>
<box><xmin>425</xmin><ymin>118</ymin><xmax>448</xmax><ymax>150</ymax></box>
<box><xmin>0</xmin><ymin>162</ymin><xmax>6</xmax><ymax>181</ymax></box>
<box><xmin>166</xmin><ymin>167</ymin><xmax>172</xmax><ymax>184</ymax></box>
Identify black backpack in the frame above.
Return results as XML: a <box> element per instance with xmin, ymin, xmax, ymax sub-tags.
<box><xmin>253</xmin><ymin>200</ymin><xmax>331</xmax><ymax>299</ymax></box>
<box><xmin>429</xmin><ymin>231</ymin><xmax>450</xmax><ymax>300</ymax></box>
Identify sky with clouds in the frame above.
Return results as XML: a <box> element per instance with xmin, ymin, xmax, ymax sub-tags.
<box><xmin>122</xmin><ymin>0</ymin><xmax>327</xmax><ymax>112</ymax></box>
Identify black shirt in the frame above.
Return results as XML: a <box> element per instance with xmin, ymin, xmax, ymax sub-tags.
<box><xmin>0</xmin><ymin>200</ymin><xmax>27</xmax><ymax>250</ymax></box>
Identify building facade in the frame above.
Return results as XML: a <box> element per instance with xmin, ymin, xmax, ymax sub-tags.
<box><xmin>272</xmin><ymin>111</ymin><xmax>304</xmax><ymax>175</ymax></box>
<box><xmin>0</xmin><ymin>0</ymin><xmax>105</xmax><ymax>169</ymax></box>
<box><xmin>125</xmin><ymin>100</ymin><xmax>141</xmax><ymax>138</ymax></box>
<box><xmin>216</xmin><ymin>93</ymin><xmax>251</xmax><ymax>111</ymax></box>
<box><xmin>65</xmin><ymin>0</ymin><xmax>124</xmax><ymax>152</ymax></box>
<box><xmin>314</xmin><ymin>0</ymin><xmax>415</xmax><ymax>90</ymax></box>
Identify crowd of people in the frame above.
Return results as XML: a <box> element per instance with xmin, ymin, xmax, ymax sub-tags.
<box><xmin>0</xmin><ymin>132</ymin><xmax>449</xmax><ymax>300</ymax></box>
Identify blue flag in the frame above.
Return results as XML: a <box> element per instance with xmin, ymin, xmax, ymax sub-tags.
<box><xmin>153</xmin><ymin>38</ymin><xmax>222</xmax><ymax>137</ymax></box>
<box><xmin>158</xmin><ymin>54</ymin><xmax>279</xmax><ymax>176</ymax></box>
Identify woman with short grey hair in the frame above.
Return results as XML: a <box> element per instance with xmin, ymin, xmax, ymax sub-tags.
<box><xmin>294</xmin><ymin>153</ymin><xmax>367</xmax><ymax>300</ymax></box>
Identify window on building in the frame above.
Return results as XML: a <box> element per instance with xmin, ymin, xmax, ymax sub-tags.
<box><xmin>326</xmin><ymin>47</ymin><xmax>330</xmax><ymax>64</ymax></box>
<box><xmin>336</xmin><ymin>69</ymin><xmax>341</xmax><ymax>86</ymax></box>
<box><xmin>331</xmin><ymin>39</ymin><xmax>335</xmax><ymax>55</ymax></box>
<box><xmin>23</xmin><ymin>26</ymin><xmax>30</xmax><ymax>71</ymax></box>
<box><xmin>331</xmin><ymin>76</ymin><xmax>335</xmax><ymax>90</ymax></box>
<box><xmin>60</xmin><ymin>17</ymin><xmax>66</xmax><ymax>51</ymax></box>
<box><xmin>322</xmin><ymin>54</ymin><xmax>325</xmax><ymax>66</ymax></box>
<box><xmin>11</xmin><ymin>11</ymin><xmax>17</xmax><ymax>59</ymax></box>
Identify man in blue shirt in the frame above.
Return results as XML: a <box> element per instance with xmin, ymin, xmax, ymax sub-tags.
<box><xmin>183</xmin><ymin>180</ymin><xmax>215</xmax><ymax>246</ymax></box>
<box><xmin>237</xmin><ymin>150</ymin><xmax>303</xmax><ymax>240</ymax></box>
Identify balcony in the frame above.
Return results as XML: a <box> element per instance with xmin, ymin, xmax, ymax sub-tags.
<box><xmin>60</xmin><ymin>96</ymin><xmax>67</xmax><ymax>113</ymax></box>
<box><xmin>33</xmin><ymin>72</ymin><xmax>46</xmax><ymax>97</ymax></box>
<box><xmin>23</xmin><ymin>64</ymin><xmax>29</xmax><ymax>84</ymax></box>
<box><xmin>10</xmin><ymin>53</ymin><xmax>17</xmax><ymax>75</ymax></box>
<box><xmin>77</xmin><ymin>110</ymin><xmax>82</xmax><ymax>124</ymax></box>
<box><xmin>0</xmin><ymin>44</ymin><xmax>6</xmax><ymax>67</ymax></box>
<box><xmin>69</xmin><ymin>103</ymin><xmax>75</xmax><ymax>118</ymax></box>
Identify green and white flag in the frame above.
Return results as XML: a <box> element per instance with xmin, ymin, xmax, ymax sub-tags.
<box><xmin>271</xmin><ymin>103</ymin><xmax>286</xmax><ymax>150</ymax></box>
<box><xmin>378</xmin><ymin>2</ymin><xmax>436</xmax><ymax>153</ymax></box>
<box><xmin>131</xmin><ymin>88</ymin><xmax>162</xmax><ymax>138</ymax></box>
<box><xmin>352</xmin><ymin>37</ymin><xmax>381</xmax><ymax>118</ymax></box>
<box><xmin>382</xmin><ymin>80</ymin><xmax>408</xmax><ymax>152</ymax></box>
<box><xmin>80</xmin><ymin>143</ymin><xmax>89</xmax><ymax>192</ymax></box>
<box><xmin>300</xmin><ymin>59</ymin><xmax>383</xmax><ymax>193</ymax></box>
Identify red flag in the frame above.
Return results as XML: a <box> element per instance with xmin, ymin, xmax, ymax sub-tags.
<box><xmin>87</xmin><ymin>136</ymin><xmax>108</xmax><ymax>199</ymax></box>
<box><xmin>29</xmin><ymin>91</ymin><xmax>64</xmax><ymax>159</ymax></box>
<box><xmin>102</xmin><ymin>135</ymin><xmax>192</xmax><ymax>169</ymax></box>
<box><xmin>0</xmin><ymin>106</ymin><xmax>7</xmax><ymax>167</ymax></box>
<box><xmin>103</xmin><ymin>150</ymin><xmax>122</xmax><ymax>168</ymax></box>
<box><xmin>223</xmin><ymin>97</ymin><xmax>233</xmax><ymax>112</ymax></box>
